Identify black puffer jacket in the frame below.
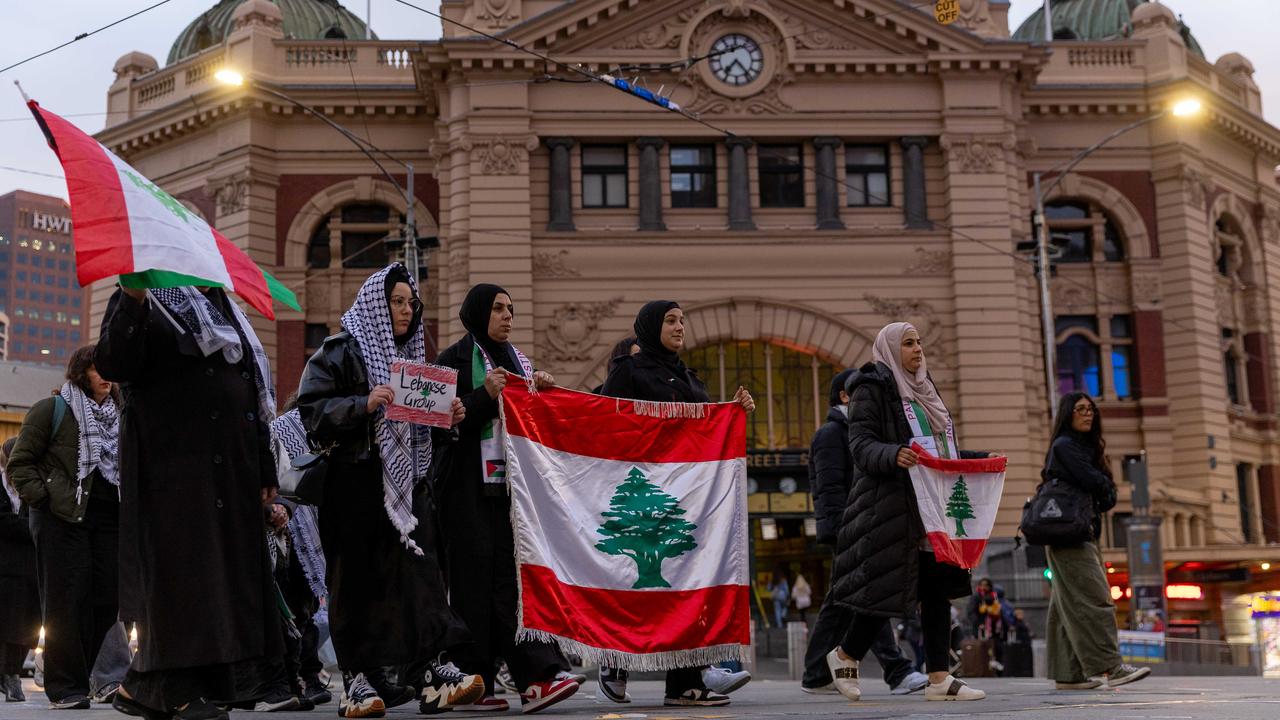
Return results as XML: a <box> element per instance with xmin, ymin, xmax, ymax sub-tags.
<box><xmin>808</xmin><ymin>407</ymin><xmax>851</xmax><ymax>546</ymax></box>
<box><xmin>296</xmin><ymin>332</ymin><xmax>375</xmax><ymax>464</ymax></box>
<box><xmin>830</xmin><ymin>362</ymin><xmax>979</xmax><ymax>617</ymax></box>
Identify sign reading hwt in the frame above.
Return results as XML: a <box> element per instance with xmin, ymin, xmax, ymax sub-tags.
<box><xmin>32</xmin><ymin>212</ymin><xmax>71</xmax><ymax>234</ymax></box>
<box><xmin>386</xmin><ymin>361</ymin><xmax>458</xmax><ymax>428</ymax></box>
<box><xmin>934</xmin><ymin>0</ymin><xmax>959</xmax><ymax>25</ymax></box>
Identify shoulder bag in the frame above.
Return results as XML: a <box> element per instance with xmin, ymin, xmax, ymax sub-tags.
<box><xmin>1019</xmin><ymin>448</ymin><xmax>1095</xmax><ymax>547</ymax></box>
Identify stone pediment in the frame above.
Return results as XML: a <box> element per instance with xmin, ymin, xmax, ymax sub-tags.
<box><xmin>496</xmin><ymin>0</ymin><xmax>994</xmax><ymax>60</ymax></box>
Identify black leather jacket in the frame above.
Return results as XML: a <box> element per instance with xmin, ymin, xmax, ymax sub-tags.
<box><xmin>296</xmin><ymin>332</ymin><xmax>376</xmax><ymax>463</ymax></box>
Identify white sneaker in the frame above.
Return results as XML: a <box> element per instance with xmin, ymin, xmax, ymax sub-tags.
<box><xmin>924</xmin><ymin>675</ymin><xmax>985</xmax><ymax>701</ymax></box>
<box><xmin>701</xmin><ymin>666</ymin><xmax>751</xmax><ymax>695</ymax></box>
<box><xmin>554</xmin><ymin>671</ymin><xmax>586</xmax><ymax>686</ymax></box>
<box><xmin>800</xmin><ymin>682</ymin><xmax>839</xmax><ymax>695</ymax></box>
<box><xmin>890</xmin><ymin>671</ymin><xmax>929</xmax><ymax>695</ymax></box>
<box><xmin>824</xmin><ymin>649</ymin><xmax>860</xmax><ymax>701</ymax></box>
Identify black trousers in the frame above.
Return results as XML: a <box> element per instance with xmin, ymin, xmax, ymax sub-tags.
<box><xmin>2</xmin><ymin>643</ymin><xmax>27</xmax><ymax>675</ymax></box>
<box><xmin>839</xmin><ymin>554</ymin><xmax>952</xmax><ymax>674</ymax></box>
<box><xmin>802</xmin><ymin>546</ymin><xmax>912</xmax><ymax>689</ymax></box>
<box><xmin>29</xmin><ymin>503</ymin><xmax>119</xmax><ymax>701</ymax></box>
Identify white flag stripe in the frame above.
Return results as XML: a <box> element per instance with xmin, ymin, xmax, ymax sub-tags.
<box><xmin>507</xmin><ymin>434</ymin><xmax>748</xmax><ymax>592</ymax></box>
<box><xmin>910</xmin><ymin>467</ymin><xmax>1003</xmax><ymax>540</ymax></box>
<box><xmin>108</xmin><ymin>150</ymin><xmax>232</xmax><ymax>287</ymax></box>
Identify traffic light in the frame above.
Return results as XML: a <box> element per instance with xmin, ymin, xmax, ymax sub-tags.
<box><xmin>1043</xmin><ymin>568</ymin><xmax>1053</xmax><ymax>583</ymax></box>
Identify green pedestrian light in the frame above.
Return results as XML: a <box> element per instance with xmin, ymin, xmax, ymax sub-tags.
<box><xmin>1043</xmin><ymin>568</ymin><xmax>1053</xmax><ymax>582</ymax></box>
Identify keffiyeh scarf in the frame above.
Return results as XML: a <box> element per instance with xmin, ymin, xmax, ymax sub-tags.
<box><xmin>59</xmin><ymin>381</ymin><xmax>120</xmax><ymax>491</ymax></box>
<box><xmin>150</xmin><ymin>287</ymin><xmax>276</xmax><ymax>423</ymax></box>
<box><xmin>269</xmin><ymin>409</ymin><xmax>328</xmax><ymax>599</ymax></box>
<box><xmin>341</xmin><ymin>264</ymin><xmax>431</xmax><ymax>554</ymax></box>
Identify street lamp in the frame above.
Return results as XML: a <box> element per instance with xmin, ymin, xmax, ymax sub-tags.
<box><xmin>1032</xmin><ymin>98</ymin><xmax>1203</xmax><ymax>419</ymax></box>
<box><xmin>214</xmin><ymin>69</ymin><xmax>428</xmax><ymax>285</ymax></box>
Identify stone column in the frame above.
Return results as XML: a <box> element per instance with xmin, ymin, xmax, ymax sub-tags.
<box><xmin>545</xmin><ymin>137</ymin><xmax>575</xmax><ymax>231</ymax></box>
<box><xmin>636</xmin><ymin>137</ymin><xmax>666</xmax><ymax>231</ymax></box>
<box><xmin>901</xmin><ymin>136</ymin><xmax>933</xmax><ymax>229</ymax></box>
<box><xmin>727</xmin><ymin>137</ymin><xmax>755</xmax><ymax>231</ymax></box>
<box><xmin>814</xmin><ymin>137</ymin><xmax>844</xmax><ymax>230</ymax></box>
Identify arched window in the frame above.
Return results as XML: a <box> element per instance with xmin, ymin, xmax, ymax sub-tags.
<box><xmin>1045</xmin><ymin>200</ymin><xmax>1125</xmax><ymax>263</ymax></box>
<box><xmin>683</xmin><ymin>341</ymin><xmax>842</xmax><ymax>451</ymax></box>
<box><xmin>308</xmin><ymin>218</ymin><xmax>331</xmax><ymax>269</ymax></box>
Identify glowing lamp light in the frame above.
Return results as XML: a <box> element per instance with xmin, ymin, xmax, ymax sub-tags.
<box><xmin>1110</xmin><ymin>585</ymin><xmax>1123</xmax><ymax>601</ymax></box>
<box><xmin>35</xmin><ymin>626</ymin><xmax>45</xmax><ymax>654</ymax></box>
<box><xmin>1262</xmin><ymin>562</ymin><xmax>1272</xmax><ymax>571</ymax></box>
<box><xmin>1107</xmin><ymin>567</ymin><xmax>1116</xmax><ymax>574</ymax></box>
<box><xmin>1166</xmin><ymin>583</ymin><xmax>1204</xmax><ymax>601</ymax></box>
<box><xmin>1171</xmin><ymin>98</ymin><xmax>1202</xmax><ymax>118</ymax></box>
<box><xmin>214</xmin><ymin>69</ymin><xmax>245</xmax><ymax>87</ymax></box>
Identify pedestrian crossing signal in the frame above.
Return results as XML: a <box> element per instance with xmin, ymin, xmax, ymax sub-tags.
<box><xmin>1043</xmin><ymin>568</ymin><xmax>1053</xmax><ymax>582</ymax></box>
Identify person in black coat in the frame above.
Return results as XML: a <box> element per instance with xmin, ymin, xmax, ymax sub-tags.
<box><xmin>1043</xmin><ymin>392</ymin><xmax>1149</xmax><ymax>689</ymax></box>
<box><xmin>596</xmin><ymin>300</ymin><xmax>756</xmax><ymax>707</ymax></box>
<box><xmin>825</xmin><ymin>322</ymin><xmax>996</xmax><ymax>702</ymax></box>
<box><xmin>95</xmin><ymin>285</ymin><xmax>285</xmax><ymax>720</ymax></box>
<box><xmin>0</xmin><ymin>437</ymin><xmax>39</xmax><ymax>703</ymax></box>
<box><xmin>297</xmin><ymin>264</ymin><xmax>484</xmax><ymax>717</ymax></box>
<box><xmin>432</xmin><ymin>283</ymin><xmax>579</xmax><ymax>714</ymax></box>
<box><xmin>801</xmin><ymin>370</ymin><xmax>926</xmax><ymax>695</ymax></box>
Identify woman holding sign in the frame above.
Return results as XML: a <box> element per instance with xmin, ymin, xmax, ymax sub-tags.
<box><xmin>825</xmin><ymin>322</ymin><xmax>998</xmax><ymax>702</ymax></box>
<box><xmin>297</xmin><ymin>264</ymin><xmax>483</xmax><ymax>718</ymax></box>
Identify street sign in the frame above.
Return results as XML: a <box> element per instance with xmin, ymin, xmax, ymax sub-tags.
<box><xmin>935</xmin><ymin>1</ymin><xmax>959</xmax><ymax>25</ymax></box>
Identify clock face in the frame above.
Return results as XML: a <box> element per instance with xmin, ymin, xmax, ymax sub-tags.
<box><xmin>709</xmin><ymin>33</ymin><xmax>764</xmax><ymax>87</ymax></box>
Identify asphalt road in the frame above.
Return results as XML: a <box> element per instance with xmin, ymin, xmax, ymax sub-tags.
<box><xmin>4</xmin><ymin>676</ymin><xmax>1280</xmax><ymax>720</ymax></box>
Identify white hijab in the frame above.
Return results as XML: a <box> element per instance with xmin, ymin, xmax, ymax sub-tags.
<box><xmin>870</xmin><ymin>322</ymin><xmax>951</xmax><ymax>437</ymax></box>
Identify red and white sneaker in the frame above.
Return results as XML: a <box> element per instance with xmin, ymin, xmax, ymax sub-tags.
<box><xmin>520</xmin><ymin>679</ymin><xmax>578</xmax><ymax>714</ymax></box>
<box><xmin>455</xmin><ymin>695</ymin><xmax>509</xmax><ymax>712</ymax></box>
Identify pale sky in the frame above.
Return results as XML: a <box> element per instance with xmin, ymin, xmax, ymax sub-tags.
<box><xmin>0</xmin><ymin>0</ymin><xmax>1276</xmax><ymax>201</ymax></box>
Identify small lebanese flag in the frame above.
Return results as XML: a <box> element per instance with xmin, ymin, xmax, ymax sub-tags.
<box><xmin>502</xmin><ymin>382</ymin><xmax>750</xmax><ymax>670</ymax></box>
<box><xmin>27</xmin><ymin>100</ymin><xmax>299</xmax><ymax>319</ymax></box>
<box><xmin>908</xmin><ymin>444</ymin><xmax>1007</xmax><ymax>569</ymax></box>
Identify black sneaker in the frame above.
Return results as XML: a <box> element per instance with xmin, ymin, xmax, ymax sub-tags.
<box><xmin>365</xmin><ymin>669</ymin><xmax>414</xmax><ymax>710</ymax></box>
<box><xmin>594</xmin><ymin>667</ymin><xmax>630</xmax><ymax>704</ymax></box>
<box><xmin>92</xmin><ymin>681</ymin><xmax>121</xmax><ymax>704</ymax></box>
<box><xmin>111</xmin><ymin>693</ymin><xmax>168</xmax><ymax>720</ymax></box>
<box><xmin>172</xmin><ymin>699</ymin><xmax>229</xmax><ymax>720</ymax></box>
<box><xmin>301</xmin><ymin>676</ymin><xmax>332</xmax><ymax>706</ymax></box>
<box><xmin>663</xmin><ymin>687</ymin><xmax>729</xmax><ymax>707</ymax></box>
<box><xmin>420</xmin><ymin>658</ymin><xmax>485</xmax><ymax>714</ymax></box>
<box><xmin>2</xmin><ymin>674</ymin><xmax>25</xmax><ymax>702</ymax></box>
<box><xmin>49</xmin><ymin>694</ymin><xmax>91</xmax><ymax>710</ymax></box>
<box><xmin>252</xmin><ymin>687</ymin><xmax>301</xmax><ymax>712</ymax></box>
<box><xmin>338</xmin><ymin>674</ymin><xmax>385</xmax><ymax>719</ymax></box>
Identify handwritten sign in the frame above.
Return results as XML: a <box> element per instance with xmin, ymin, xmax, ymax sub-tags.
<box><xmin>386</xmin><ymin>361</ymin><xmax>458</xmax><ymax>428</ymax></box>
<box><xmin>934</xmin><ymin>0</ymin><xmax>959</xmax><ymax>25</ymax></box>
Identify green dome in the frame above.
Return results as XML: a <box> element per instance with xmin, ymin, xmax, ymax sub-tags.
<box><xmin>1012</xmin><ymin>0</ymin><xmax>1204</xmax><ymax>58</ymax></box>
<box><xmin>167</xmin><ymin>0</ymin><xmax>375</xmax><ymax>65</ymax></box>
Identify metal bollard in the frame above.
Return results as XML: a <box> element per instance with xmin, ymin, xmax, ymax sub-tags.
<box><xmin>787</xmin><ymin>620</ymin><xmax>809</xmax><ymax>680</ymax></box>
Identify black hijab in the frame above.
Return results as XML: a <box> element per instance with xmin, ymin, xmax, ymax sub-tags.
<box><xmin>631</xmin><ymin>300</ymin><xmax>705</xmax><ymax>401</ymax></box>
<box><xmin>459</xmin><ymin>283</ymin><xmax>521</xmax><ymax>374</ymax></box>
<box><xmin>383</xmin><ymin>264</ymin><xmax>422</xmax><ymax>345</ymax></box>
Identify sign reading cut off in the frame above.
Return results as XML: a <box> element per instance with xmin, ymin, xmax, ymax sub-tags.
<box><xmin>934</xmin><ymin>0</ymin><xmax>959</xmax><ymax>25</ymax></box>
<box><xmin>386</xmin><ymin>361</ymin><xmax>458</xmax><ymax>428</ymax></box>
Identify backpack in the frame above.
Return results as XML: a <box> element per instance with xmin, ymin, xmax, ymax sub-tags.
<box><xmin>51</xmin><ymin>395</ymin><xmax>67</xmax><ymax>437</ymax></box>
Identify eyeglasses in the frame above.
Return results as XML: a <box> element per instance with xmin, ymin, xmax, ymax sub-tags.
<box><xmin>1073</xmin><ymin>405</ymin><xmax>1096</xmax><ymax>416</ymax></box>
<box><xmin>390</xmin><ymin>297</ymin><xmax>423</xmax><ymax>313</ymax></box>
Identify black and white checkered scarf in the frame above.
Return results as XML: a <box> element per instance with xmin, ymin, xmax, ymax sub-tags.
<box><xmin>59</xmin><ymin>382</ymin><xmax>120</xmax><ymax>489</ymax></box>
<box><xmin>269</xmin><ymin>409</ymin><xmax>328</xmax><ymax>599</ymax></box>
<box><xmin>150</xmin><ymin>287</ymin><xmax>276</xmax><ymax>423</ymax></box>
<box><xmin>340</xmin><ymin>264</ymin><xmax>431</xmax><ymax>555</ymax></box>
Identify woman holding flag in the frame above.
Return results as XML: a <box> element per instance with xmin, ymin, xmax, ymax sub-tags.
<box><xmin>433</xmin><ymin>283</ymin><xmax>579</xmax><ymax>714</ymax></box>
<box><xmin>825</xmin><ymin>322</ymin><xmax>999</xmax><ymax>702</ymax></box>
<box><xmin>597</xmin><ymin>300</ymin><xmax>755</xmax><ymax>707</ymax></box>
<box><xmin>297</xmin><ymin>263</ymin><xmax>483</xmax><ymax>718</ymax></box>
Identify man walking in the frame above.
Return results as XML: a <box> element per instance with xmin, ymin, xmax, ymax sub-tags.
<box><xmin>800</xmin><ymin>370</ymin><xmax>928</xmax><ymax>696</ymax></box>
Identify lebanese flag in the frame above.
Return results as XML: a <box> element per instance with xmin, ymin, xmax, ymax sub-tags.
<box><xmin>27</xmin><ymin>101</ymin><xmax>299</xmax><ymax>319</ymax></box>
<box><xmin>908</xmin><ymin>444</ymin><xmax>1006</xmax><ymax>568</ymax></box>
<box><xmin>502</xmin><ymin>383</ymin><xmax>750</xmax><ymax>670</ymax></box>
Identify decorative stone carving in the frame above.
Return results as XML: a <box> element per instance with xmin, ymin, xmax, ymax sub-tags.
<box><xmin>476</xmin><ymin>0</ymin><xmax>519</xmax><ymax>28</ymax></box>
<box><xmin>1130</xmin><ymin>272</ymin><xmax>1161</xmax><ymax>307</ymax></box>
<box><xmin>209</xmin><ymin>176</ymin><xmax>249</xmax><ymax>216</ymax></box>
<box><xmin>940</xmin><ymin>135</ymin><xmax>1014</xmax><ymax>174</ymax></box>
<box><xmin>1052</xmin><ymin>283</ymin><xmax>1092</xmax><ymax>310</ymax></box>
<box><xmin>1183</xmin><ymin>167</ymin><xmax>1207</xmax><ymax>210</ymax></box>
<box><xmin>462</xmin><ymin>135</ymin><xmax>539</xmax><ymax>175</ymax></box>
<box><xmin>448</xmin><ymin>249</ymin><xmax>468</xmax><ymax>279</ymax></box>
<box><xmin>545</xmin><ymin>297</ymin><xmax>624</xmax><ymax>362</ymax></box>
<box><xmin>683</xmin><ymin>71</ymin><xmax>794</xmax><ymax>115</ymax></box>
<box><xmin>1258</xmin><ymin>203</ymin><xmax>1280</xmax><ymax>244</ymax></box>
<box><xmin>955</xmin><ymin>0</ymin><xmax>992</xmax><ymax>32</ymax></box>
<box><xmin>903</xmin><ymin>247</ymin><xmax>952</xmax><ymax>276</ymax></box>
<box><xmin>863</xmin><ymin>294</ymin><xmax>953</xmax><ymax>366</ymax></box>
<box><xmin>612</xmin><ymin>6</ymin><xmax>699</xmax><ymax>49</ymax></box>
<box><xmin>682</xmin><ymin>8</ymin><xmax>794</xmax><ymax>115</ymax></box>
<box><xmin>1216</xmin><ymin>279</ymin><xmax>1237</xmax><ymax>328</ymax></box>
<box><xmin>778</xmin><ymin>11</ymin><xmax>859</xmax><ymax>50</ymax></box>
<box><xmin>532</xmin><ymin>250</ymin><xmax>580</xmax><ymax>278</ymax></box>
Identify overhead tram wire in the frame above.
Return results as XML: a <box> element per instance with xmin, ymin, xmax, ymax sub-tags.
<box><xmin>0</xmin><ymin>0</ymin><xmax>178</xmax><ymax>75</ymax></box>
<box><xmin>387</xmin><ymin>0</ymin><xmax>1221</xmax><ymax>340</ymax></box>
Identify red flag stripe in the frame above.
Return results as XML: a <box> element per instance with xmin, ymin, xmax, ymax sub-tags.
<box><xmin>520</xmin><ymin>564</ymin><xmax>749</xmax><ymax>653</ymax></box>
<box><xmin>502</xmin><ymin>383</ymin><xmax>746</xmax><ymax>464</ymax></box>
<box><xmin>213</xmin><ymin>230</ymin><xmax>274</xmax><ymax>320</ymax></box>
<box><xmin>911</xmin><ymin>443</ymin><xmax>1007</xmax><ymax>474</ymax></box>
<box><xmin>926</xmin><ymin>533</ymin><xmax>988</xmax><ymax>569</ymax></box>
<box><xmin>30</xmin><ymin>102</ymin><xmax>134</xmax><ymax>286</ymax></box>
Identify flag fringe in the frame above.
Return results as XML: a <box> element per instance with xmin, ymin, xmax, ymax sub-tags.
<box><xmin>516</xmin><ymin>628</ymin><xmax>748</xmax><ymax>672</ymax></box>
<box><xmin>630</xmin><ymin>400</ymin><xmax>705</xmax><ymax>419</ymax></box>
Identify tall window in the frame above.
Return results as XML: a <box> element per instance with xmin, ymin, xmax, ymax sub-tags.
<box><xmin>1223</xmin><ymin>328</ymin><xmax>1243</xmax><ymax>406</ymax></box>
<box><xmin>308</xmin><ymin>219</ymin><xmax>331</xmax><ymax>269</ymax></box>
<box><xmin>1110</xmin><ymin>315</ymin><xmax>1135</xmax><ymax>401</ymax></box>
<box><xmin>582</xmin><ymin>145</ymin><xmax>628</xmax><ymax>208</ymax></box>
<box><xmin>338</xmin><ymin>203</ymin><xmax>395</xmax><ymax>269</ymax></box>
<box><xmin>1044</xmin><ymin>201</ymin><xmax>1125</xmax><ymax>263</ymax></box>
<box><xmin>683</xmin><ymin>341</ymin><xmax>840</xmax><ymax>450</ymax></box>
<box><xmin>1237</xmin><ymin>463</ymin><xmax>1256</xmax><ymax>543</ymax></box>
<box><xmin>1056</xmin><ymin>313</ymin><xmax>1136</xmax><ymax>401</ymax></box>
<box><xmin>845</xmin><ymin>145</ymin><xmax>890</xmax><ymax>206</ymax></box>
<box><xmin>670</xmin><ymin>145</ymin><xmax>716</xmax><ymax>208</ymax></box>
<box><xmin>758</xmin><ymin>144</ymin><xmax>804</xmax><ymax>207</ymax></box>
